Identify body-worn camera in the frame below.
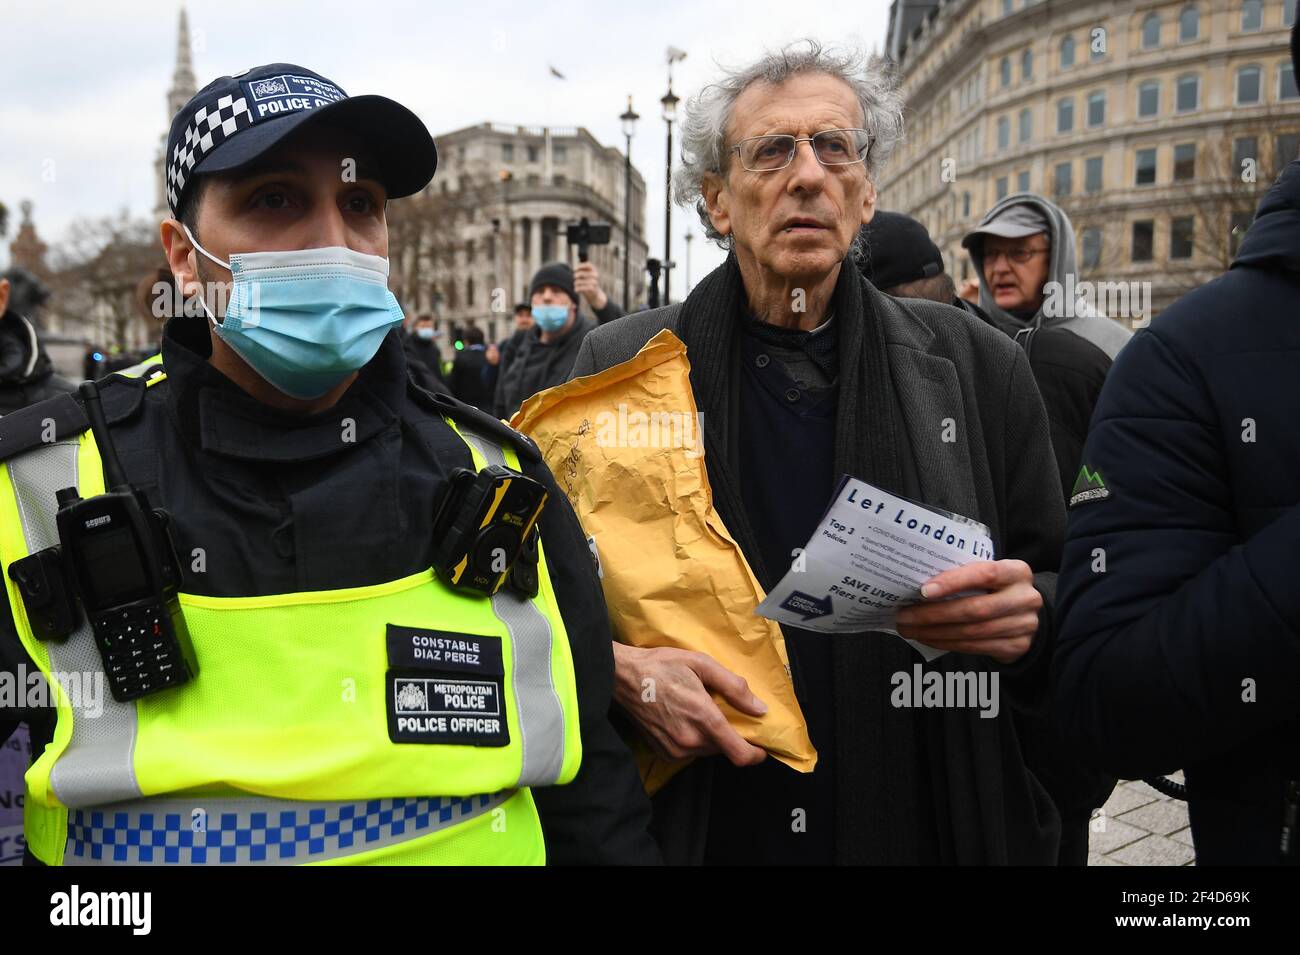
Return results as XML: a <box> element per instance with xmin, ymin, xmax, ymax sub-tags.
<box><xmin>565</xmin><ymin>216</ymin><xmax>611</xmax><ymax>263</ymax></box>
<box><xmin>8</xmin><ymin>382</ymin><xmax>197</xmax><ymax>702</ymax></box>
<box><xmin>432</xmin><ymin>465</ymin><xmax>548</xmax><ymax>598</ymax></box>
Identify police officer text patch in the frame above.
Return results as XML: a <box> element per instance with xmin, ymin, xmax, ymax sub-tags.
<box><xmin>385</xmin><ymin>625</ymin><xmax>508</xmax><ymax>746</ymax></box>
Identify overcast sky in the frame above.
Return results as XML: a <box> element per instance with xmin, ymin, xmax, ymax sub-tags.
<box><xmin>0</xmin><ymin>0</ymin><xmax>890</xmax><ymax>301</ymax></box>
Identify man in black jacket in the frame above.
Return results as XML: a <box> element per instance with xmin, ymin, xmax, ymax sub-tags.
<box><xmin>448</xmin><ymin>325</ymin><xmax>494</xmax><ymax>410</ymax></box>
<box><xmin>1054</xmin><ymin>32</ymin><xmax>1300</xmax><ymax>864</ymax></box>
<box><xmin>401</xmin><ymin>312</ymin><xmax>450</xmax><ymax>395</ymax></box>
<box><xmin>0</xmin><ymin>61</ymin><xmax>657</xmax><ymax>866</ymax></box>
<box><xmin>493</xmin><ymin>262</ymin><xmax>595</xmax><ymax>419</ymax></box>
<box><xmin>571</xmin><ymin>45</ymin><xmax>1063</xmax><ymax>865</ymax></box>
<box><xmin>0</xmin><ymin>269</ymin><xmax>75</xmax><ymax>414</ymax></box>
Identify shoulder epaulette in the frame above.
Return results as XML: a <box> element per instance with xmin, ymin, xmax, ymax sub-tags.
<box><xmin>0</xmin><ymin>370</ymin><xmax>157</xmax><ymax>465</ymax></box>
<box><xmin>0</xmin><ymin>392</ymin><xmax>88</xmax><ymax>463</ymax></box>
<box><xmin>408</xmin><ymin>383</ymin><xmax>541</xmax><ymax>466</ymax></box>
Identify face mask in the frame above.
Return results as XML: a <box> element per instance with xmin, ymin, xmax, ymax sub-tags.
<box><xmin>531</xmin><ymin>304</ymin><xmax>570</xmax><ymax>333</ymax></box>
<box><xmin>416</xmin><ymin>326</ymin><xmax>435</xmax><ymax>341</ymax></box>
<box><xmin>183</xmin><ymin>225</ymin><xmax>404</xmax><ymax>399</ymax></box>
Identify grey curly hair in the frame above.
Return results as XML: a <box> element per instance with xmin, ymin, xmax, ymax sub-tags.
<box><xmin>674</xmin><ymin>39</ymin><xmax>904</xmax><ymax>249</ymax></box>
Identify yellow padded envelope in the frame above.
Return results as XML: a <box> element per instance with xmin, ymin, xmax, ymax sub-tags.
<box><xmin>512</xmin><ymin>329</ymin><xmax>816</xmax><ymax>793</ymax></box>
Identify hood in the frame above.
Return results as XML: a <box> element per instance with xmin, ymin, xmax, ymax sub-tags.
<box><xmin>1232</xmin><ymin>159</ymin><xmax>1300</xmax><ymax>274</ymax></box>
<box><xmin>965</xmin><ymin>192</ymin><xmax>1131</xmax><ymax>360</ymax></box>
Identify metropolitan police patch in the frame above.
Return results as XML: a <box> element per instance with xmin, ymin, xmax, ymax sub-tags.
<box><xmin>239</xmin><ymin>73</ymin><xmax>346</xmax><ymax>122</ymax></box>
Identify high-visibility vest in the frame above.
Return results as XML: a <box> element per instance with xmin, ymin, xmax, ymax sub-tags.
<box><xmin>0</xmin><ymin>372</ymin><xmax>582</xmax><ymax>865</ymax></box>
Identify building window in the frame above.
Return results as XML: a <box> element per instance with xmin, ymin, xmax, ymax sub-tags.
<box><xmin>1234</xmin><ymin>136</ymin><xmax>1259</xmax><ymax>174</ymax></box>
<box><xmin>1018</xmin><ymin>170</ymin><xmax>1030</xmax><ymax>193</ymax></box>
<box><xmin>963</xmin><ymin>191</ymin><xmax>971</xmax><ymax>217</ymax></box>
<box><xmin>501</xmin><ymin>143</ymin><xmax>514</xmax><ymax>161</ymax></box>
<box><xmin>1173</xmin><ymin>143</ymin><xmax>1196</xmax><ymax>181</ymax></box>
<box><xmin>1170</xmin><ymin>217</ymin><xmax>1195</xmax><ymax>260</ymax></box>
<box><xmin>553</xmin><ymin>174</ymin><xmax>566</xmax><ymax>186</ymax></box>
<box><xmin>1001</xmin><ymin>56</ymin><xmax>1011</xmax><ymax>87</ymax></box>
<box><xmin>1054</xmin><ymin>162</ymin><xmax>1072</xmax><ymax>197</ymax></box>
<box><xmin>1057</xmin><ymin>98</ymin><xmax>1074</xmax><ymax>132</ymax></box>
<box><xmin>553</xmin><ymin>145</ymin><xmax>568</xmax><ymax>163</ymax></box>
<box><xmin>996</xmin><ymin>176</ymin><xmax>1009</xmax><ymax>200</ymax></box>
<box><xmin>1087</xmin><ymin>91</ymin><xmax>1106</xmax><ymax>127</ymax></box>
<box><xmin>1229</xmin><ymin>211</ymin><xmax>1254</xmax><ymax>256</ymax></box>
<box><xmin>1132</xmin><ymin>221</ymin><xmax>1154</xmax><ymax>262</ymax></box>
<box><xmin>1176</xmin><ymin>74</ymin><xmax>1199</xmax><ymax>112</ymax></box>
<box><xmin>1281</xmin><ymin>63</ymin><xmax>1299</xmax><ymax>100</ymax></box>
<box><xmin>997</xmin><ymin>116</ymin><xmax>1011</xmax><ymax>150</ymax></box>
<box><xmin>527</xmin><ymin>145</ymin><xmax>539</xmax><ymax>162</ymax></box>
<box><xmin>1022</xmin><ymin>48</ymin><xmax>1033</xmax><ymax>82</ymax></box>
<box><xmin>1180</xmin><ymin>5</ymin><xmax>1200</xmax><ymax>41</ymax></box>
<box><xmin>1142</xmin><ymin>13</ymin><xmax>1161</xmax><ymax>49</ymax></box>
<box><xmin>1241</xmin><ymin>0</ymin><xmax>1263</xmax><ymax>32</ymax></box>
<box><xmin>1082</xmin><ymin>228</ymin><xmax>1102</xmax><ymax>269</ymax></box>
<box><xmin>466</xmin><ymin>277</ymin><xmax>475</xmax><ymax>307</ymax></box>
<box><xmin>1237</xmin><ymin>65</ymin><xmax>1262</xmax><ymax>105</ymax></box>
<box><xmin>1288</xmin><ymin>0</ymin><xmax>1298</xmax><ymax>28</ymax></box>
<box><xmin>1019</xmin><ymin>108</ymin><xmax>1032</xmax><ymax>143</ymax></box>
<box><xmin>1135</xmin><ymin>148</ymin><xmax>1157</xmax><ymax>186</ymax></box>
<box><xmin>1060</xmin><ymin>35</ymin><xmax>1076</xmax><ymax>69</ymax></box>
<box><xmin>1091</xmin><ymin>32</ymin><xmax>1105</xmax><ymax>61</ymax></box>
<box><xmin>1085</xmin><ymin>156</ymin><xmax>1103</xmax><ymax>193</ymax></box>
<box><xmin>466</xmin><ymin>239</ymin><xmax>475</xmax><ymax>263</ymax></box>
<box><xmin>1138</xmin><ymin>80</ymin><xmax>1160</xmax><ymax>117</ymax></box>
<box><xmin>1003</xmin><ymin>0</ymin><xmax>1013</xmax><ymax>13</ymax></box>
<box><xmin>1276</xmin><ymin>133</ymin><xmax>1300</xmax><ymax>176</ymax></box>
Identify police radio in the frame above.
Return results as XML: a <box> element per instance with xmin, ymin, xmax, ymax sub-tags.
<box><xmin>8</xmin><ymin>382</ymin><xmax>197</xmax><ymax>702</ymax></box>
<box><xmin>432</xmin><ymin>465</ymin><xmax>547</xmax><ymax>598</ymax></box>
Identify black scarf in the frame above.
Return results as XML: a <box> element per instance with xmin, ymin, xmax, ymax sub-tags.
<box><xmin>674</xmin><ymin>254</ymin><xmax>944</xmax><ymax>864</ymax></box>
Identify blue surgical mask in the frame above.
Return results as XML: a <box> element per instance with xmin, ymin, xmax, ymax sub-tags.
<box><xmin>532</xmin><ymin>304</ymin><xmax>570</xmax><ymax>333</ymax></box>
<box><xmin>184</xmin><ymin>224</ymin><xmax>404</xmax><ymax>399</ymax></box>
<box><xmin>415</xmin><ymin>326</ymin><xmax>435</xmax><ymax>341</ymax></box>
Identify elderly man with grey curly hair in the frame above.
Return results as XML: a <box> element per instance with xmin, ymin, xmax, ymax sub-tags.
<box><xmin>571</xmin><ymin>40</ymin><xmax>1065</xmax><ymax>866</ymax></box>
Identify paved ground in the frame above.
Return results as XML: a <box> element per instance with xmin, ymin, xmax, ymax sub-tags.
<box><xmin>1088</xmin><ymin>773</ymin><xmax>1194</xmax><ymax>866</ymax></box>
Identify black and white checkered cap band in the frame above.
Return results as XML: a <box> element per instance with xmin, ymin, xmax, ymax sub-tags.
<box><xmin>166</xmin><ymin>94</ymin><xmax>254</xmax><ymax>214</ymax></box>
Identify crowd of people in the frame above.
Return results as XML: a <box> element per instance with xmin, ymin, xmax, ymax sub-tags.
<box><xmin>0</xmin><ymin>31</ymin><xmax>1297</xmax><ymax>869</ymax></box>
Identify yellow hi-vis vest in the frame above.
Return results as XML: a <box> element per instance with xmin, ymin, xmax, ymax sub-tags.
<box><xmin>0</xmin><ymin>376</ymin><xmax>582</xmax><ymax>865</ymax></box>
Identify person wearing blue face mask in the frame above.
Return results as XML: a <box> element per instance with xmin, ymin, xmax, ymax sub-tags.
<box><xmin>0</xmin><ymin>62</ymin><xmax>657</xmax><ymax>868</ymax></box>
<box><xmin>402</xmin><ymin>312</ymin><xmax>450</xmax><ymax>396</ymax></box>
<box><xmin>493</xmin><ymin>262</ymin><xmax>598</xmax><ymax>419</ymax></box>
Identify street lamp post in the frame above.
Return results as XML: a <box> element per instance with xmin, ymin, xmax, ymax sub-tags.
<box><xmin>661</xmin><ymin>47</ymin><xmax>686</xmax><ymax>306</ymax></box>
<box><xmin>619</xmin><ymin>96</ymin><xmax>640</xmax><ymax>311</ymax></box>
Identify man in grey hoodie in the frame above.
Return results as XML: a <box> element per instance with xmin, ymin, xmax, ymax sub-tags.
<box><xmin>962</xmin><ymin>194</ymin><xmax>1132</xmax><ymax>361</ymax></box>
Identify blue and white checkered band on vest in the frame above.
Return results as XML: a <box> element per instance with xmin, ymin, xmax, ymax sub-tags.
<box><xmin>166</xmin><ymin>94</ymin><xmax>254</xmax><ymax>212</ymax></box>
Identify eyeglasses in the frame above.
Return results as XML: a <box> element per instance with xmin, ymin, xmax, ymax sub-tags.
<box><xmin>730</xmin><ymin>128</ymin><xmax>872</xmax><ymax>172</ymax></box>
<box><xmin>984</xmin><ymin>247</ymin><xmax>1049</xmax><ymax>265</ymax></box>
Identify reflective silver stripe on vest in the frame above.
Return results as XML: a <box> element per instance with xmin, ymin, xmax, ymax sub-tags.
<box><xmin>8</xmin><ymin>441</ymin><xmax>143</xmax><ymax>807</ymax></box>
<box><xmin>65</xmin><ymin>789</ymin><xmax>513</xmax><ymax>865</ymax></box>
<box><xmin>458</xmin><ymin>429</ymin><xmax>567</xmax><ymax>787</ymax></box>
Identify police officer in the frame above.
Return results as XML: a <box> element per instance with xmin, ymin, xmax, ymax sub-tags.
<box><xmin>0</xmin><ymin>63</ymin><xmax>657</xmax><ymax>866</ymax></box>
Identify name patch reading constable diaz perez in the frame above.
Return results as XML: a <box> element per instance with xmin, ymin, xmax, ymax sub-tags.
<box><xmin>385</xmin><ymin>625</ymin><xmax>508</xmax><ymax>746</ymax></box>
